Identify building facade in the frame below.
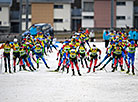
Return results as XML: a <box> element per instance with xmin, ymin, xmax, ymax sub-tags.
<box><xmin>17</xmin><ymin>0</ymin><xmax>73</xmax><ymax>31</ymax></box>
<box><xmin>0</xmin><ymin>0</ymin><xmax>12</xmax><ymax>33</ymax></box>
<box><xmin>82</xmin><ymin>0</ymin><xmax>135</xmax><ymax>29</ymax></box>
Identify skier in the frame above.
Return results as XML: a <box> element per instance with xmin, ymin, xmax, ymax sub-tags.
<box><xmin>87</xmin><ymin>44</ymin><xmax>101</xmax><ymax>73</ymax></box>
<box><xmin>0</xmin><ymin>41</ymin><xmax>13</xmax><ymax>73</ymax></box>
<box><xmin>12</xmin><ymin>39</ymin><xmax>20</xmax><ymax>72</ymax></box>
<box><xmin>112</xmin><ymin>44</ymin><xmax>125</xmax><ymax>72</ymax></box>
<box><xmin>67</xmin><ymin>48</ymin><xmax>81</xmax><ymax>76</ymax></box>
<box><xmin>19</xmin><ymin>44</ymin><xmax>35</xmax><ymax>71</ymax></box>
<box><xmin>126</xmin><ymin>40</ymin><xmax>137</xmax><ymax>75</ymax></box>
<box><xmin>77</xmin><ymin>43</ymin><xmax>88</xmax><ymax>68</ymax></box>
<box><xmin>32</xmin><ymin>43</ymin><xmax>50</xmax><ymax>69</ymax></box>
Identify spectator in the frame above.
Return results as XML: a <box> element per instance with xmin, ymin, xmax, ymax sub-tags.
<box><xmin>128</xmin><ymin>28</ymin><xmax>134</xmax><ymax>42</ymax></box>
<box><xmin>133</xmin><ymin>29</ymin><xmax>138</xmax><ymax>44</ymax></box>
<box><xmin>89</xmin><ymin>30</ymin><xmax>95</xmax><ymax>42</ymax></box>
<box><xmin>103</xmin><ymin>30</ymin><xmax>110</xmax><ymax>48</ymax></box>
<box><xmin>29</xmin><ymin>24</ymin><xmax>37</xmax><ymax>37</ymax></box>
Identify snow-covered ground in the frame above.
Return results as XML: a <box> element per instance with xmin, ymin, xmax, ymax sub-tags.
<box><xmin>0</xmin><ymin>42</ymin><xmax>138</xmax><ymax>102</ymax></box>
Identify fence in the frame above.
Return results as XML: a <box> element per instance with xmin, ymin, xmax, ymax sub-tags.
<box><xmin>0</xmin><ymin>33</ymin><xmax>21</xmax><ymax>42</ymax></box>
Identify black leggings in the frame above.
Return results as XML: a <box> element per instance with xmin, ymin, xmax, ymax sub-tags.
<box><xmin>4</xmin><ymin>53</ymin><xmax>11</xmax><ymax>71</ymax></box>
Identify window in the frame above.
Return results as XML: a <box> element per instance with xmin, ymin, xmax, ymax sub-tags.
<box><xmin>22</xmin><ymin>5</ymin><xmax>31</xmax><ymax>14</ymax></box>
<box><xmin>83</xmin><ymin>16</ymin><xmax>94</xmax><ymax>19</ymax></box>
<box><xmin>54</xmin><ymin>19</ymin><xmax>63</xmax><ymax>23</ymax></box>
<box><xmin>0</xmin><ymin>21</ymin><xmax>1</xmax><ymax>25</ymax></box>
<box><xmin>116</xmin><ymin>2</ymin><xmax>126</xmax><ymax>6</ymax></box>
<box><xmin>0</xmin><ymin>7</ymin><xmax>1</xmax><ymax>11</ymax></box>
<box><xmin>83</xmin><ymin>2</ymin><xmax>94</xmax><ymax>12</ymax></box>
<box><xmin>54</xmin><ymin>5</ymin><xmax>63</xmax><ymax>9</ymax></box>
<box><xmin>117</xmin><ymin>16</ymin><xmax>126</xmax><ymax>20</ymax></box>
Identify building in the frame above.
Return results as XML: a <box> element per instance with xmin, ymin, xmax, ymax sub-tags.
<box><xmin>10</xmin><ymin>0</ymin><xmax>20</xmax><ymax>33</ymax></box>
<box><xmin>116</xmin><ymin>0</ymin><xmax>134</xmax><ymax>28</ymax></box>
<box><xmin>0</xmin><ymin>0</ymin><xmax>12</xmax><ymax>33</ymax></box>
<box><xmin>81</xmin><ymin>0</ymin><xmax>94</xmax><ymax>29</ymax></box>
<box><xmin>71</xmin><ymin>0</ymin><xmax>82</xmax><ymax>31</ymax></box>
<box><xmin>17</xmin><ymin>0</ymin><xmax>74</xmax><ymax>32</ymax></box>
<box><xmin>134</xmin><ymin>0</ymin><xmax>138</xmax><ymax>28</ymax></box>
<box><xmin>82</xmin><ymin>0</ymin><xmax>135</xmax><ymax>29</ymax></box>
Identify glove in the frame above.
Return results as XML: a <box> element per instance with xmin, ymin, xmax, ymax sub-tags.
<box><xmin>99</xmin><ymin>56</ymin><xmax>101</xmax><ymax>59</ymax></box>
<box><xmin>56</xmin><ymin>58</ymin><xmax>58</xmax><ymax>60</ymax></box>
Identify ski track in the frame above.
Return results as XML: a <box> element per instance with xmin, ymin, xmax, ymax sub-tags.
<box><xmin>0</xmin><ymin>42</ymin><xmax>138</xmax><ymax>102</ymax></box>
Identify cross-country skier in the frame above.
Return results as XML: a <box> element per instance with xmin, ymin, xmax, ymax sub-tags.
<box><xmin>32</xmin><ymin>43</ymin><xmax>50</xmax><ymax>69</ymax></box>
<box><xmin>126</xmin><ymin>40</ymin><xmax>137</xmax><ymax>75</ymax></box>
<box><xmin>87</xmin><ymin>44</ymin><xmax>101</xmax><ymax>73</ymax></box>
<box><xmin>0</xmin><ymin>41</ymin><xmax>13</xmax><ymax>73</ymax></box>
<box><xmin>67</xmin><ymin>48</ymin><xmax>81</xmax><ymax>76</ymax></box>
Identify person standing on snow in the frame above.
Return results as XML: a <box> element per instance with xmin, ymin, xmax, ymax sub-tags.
<box><xmin>126</xmin><ymin>40</ymin><xmax>137</xmax><ymax>75</ymax></box>
<box><xmin>103</xmin><ymin>30</ymin><xmax>110</xmax><ymax>48</ymax></box>
<box><xmin>112</xmin><ymin>44</ymin><xmax>125</xmax><ymax>72</ymax></box>
<box><xmin>32</xmin><ymin>44</ymin><xmax>50</xmax><ymax>69</ymax></box>
<box><xmin>133</xmin><ymin>29</ymin><xmax>138</xmax><ymax>44</ymax></box>
<box><xmin>0</xmin><ymin>41</ymin><xmax>13</xmax><ymax>73</ymax></box>
<box><xmin>67</xmin><ymin>48</ymin><xmax>81</xmax><ymax>76</ymax></box>
<box><xmin>12</xmin><ymin>39</ymin><xmax>20</xmax><ymax>72</ymax></box>
<box><xmin>87</xmin><ymin>44</ymin><xmax>101</xmax><ymax>73</ymax></box>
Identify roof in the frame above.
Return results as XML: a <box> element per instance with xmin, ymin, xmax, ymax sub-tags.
<box><xmin>0</xmin><ymin>0</ymin><xmax>12</xmax><ymax>6</ymax></box>
<box><xmin>17</xmin><ymin>0</ymin><xmax>74</xmax><ymax>3</ymax></box>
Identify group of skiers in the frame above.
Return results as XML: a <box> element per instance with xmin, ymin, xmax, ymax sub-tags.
<box><xmin>54</xmin><ymin>29</ymin><xmax>137</xmax><ymax>76</ymax></box>
<box><xmin>0</xmin><ymin>31</ymin><xmax>56</xmax><ymax>73</ymax></box>
<box><xmin>0</xmin><ymin>28</ymin><xmax>137</xmax><ymax>76</ymax></box>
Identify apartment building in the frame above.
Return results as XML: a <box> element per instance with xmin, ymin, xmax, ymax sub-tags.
<box><xmin>16</xmin><ymin>0</ymin><xmax>73</xmax><ymax>31</ymax></box>
<box><xmin>82</xmin><ymin>0</ymin><xmax>135</xmax><ymax>29</ymax></box>
<box><xmin>0</xmin><ymin>0</ymin><xmax>12</xmax><ymax>33</ymax></box>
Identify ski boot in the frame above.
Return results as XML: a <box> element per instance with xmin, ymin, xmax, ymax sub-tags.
<box><xmin>112</xmin><ymin>67</ymin><xmax>116</xmax><ymax>72</ymax></box>
<box><xmin>78</xmin><ymin>70</ymin><xmax>81</xmax><ymax>76</ymax></box>
<box><xmin>120</xmin><ymin>65</ymin><xmax>125</xmax><ymax>71</ymax></box>
<box><xmin>23</xmin><ymin>65</ymin><xmax>28</xmax><ymax>71</ymax></box>
<box><xmin>5</xmin><ymin>67</ymin><xmax>7</xmax><ymax>73</ymax></box>
<box><xmin>9</xmin><ymin>67</ymin><xmax>12</xmax><ymax>73</ymax></box>
<box><xmin>61</xmin><ymin>66</ymin><xmax>65</xmax><ymax>71</ymax></box>
<box><xmin>13</xmin><ymin>66</ymin><xmax>16</xmax><ymax>73</ymax></box>
<box><xmin>67</xmin><ymin>68</ymin><xmax>69</xmax><ymax>74</ymax></box>
<box><xmin>87</xmin><ymin>68</ymin><xmax>91</xmax><ymax>73</ymax></box>
<box><xmin>93</xmin><ymin>67</ymin><xmax>96</xmax><ymax>72</ymax></box>
<box><xmin>72</xmin><ymin>69</ymin><xmax>75</xmax><ymax>76</ymax></box>
<box><xmin>132</xmin><ymin>68</ymin><xmax>135</xmax><ymax>75</ymax></box>
<box><xmin>126</xmin><ymin>68</ymin><xmax>130</xmax><ymax>74</ymax></box>
<box><xmin>82</xmin><ymin>65</ymin><xmax>84</xmax><ymax>68</ymax></box>
<box><xmin>55</xmin><ymin>66</ymin><xmax>60</xmax><ymax>72</ymax></box>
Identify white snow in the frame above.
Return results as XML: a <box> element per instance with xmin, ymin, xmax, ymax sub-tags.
<box><xmin>0</xmin><ymin>42</ymin><xmax>138</xmax><ymax>102</ymax></box>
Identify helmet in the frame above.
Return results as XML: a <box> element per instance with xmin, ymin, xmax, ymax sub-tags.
<box><xmin>14</xmin><ymin>38</ymin><xmax>18</xmax><ymax>42</ymax></box>
<box><xmin>130</xmin><ymin>40</ymin><xmax>134</xmax><ymax>45</ymax></box>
